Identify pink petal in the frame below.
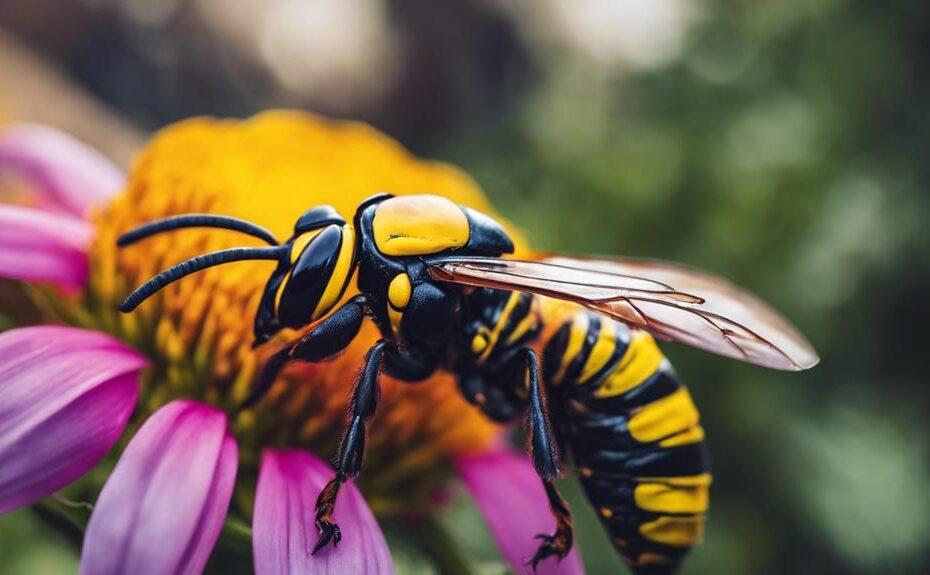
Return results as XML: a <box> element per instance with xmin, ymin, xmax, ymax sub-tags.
<box><xmin>81</xmin><ymin>400</ymin><xmax>238</xmax><ymax>575</ymax></box>
<box><xmin>455</xmin><ymin>450</ymin><xmax>585</xmax><ymax>575</ymax></box>
<box><xmin>0</xmin><ymin>204</ymin><xmax>92</xmax><ymax>287</ymax></box>
<box><xmin>253</xmin><ymin>449</ymin><xmax>393</xmax><ymax>575</ymax></box>
<box><xmin>0</xmin><ymin>326</ymin><xmax>145</xmax><ymax>514</ymax></box>
<box><xmin>0</xmin><ymin>123</ymin><xmax>124</xmax><ymax>218</ymax></box>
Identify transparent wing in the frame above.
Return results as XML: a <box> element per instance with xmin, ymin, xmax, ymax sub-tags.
<box><xmin>427</xmin><ymin>255</ymin><xmax>819</xmax><ymax>371</ymax></box>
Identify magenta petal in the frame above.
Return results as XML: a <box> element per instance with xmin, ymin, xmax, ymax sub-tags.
<box><xmin>254</xmin><ymin>449</ymin><xmax>393</xmax><ymax>575</ymax></box>
<box><xmin>0</xmin><ymin>326</ymin><xmax>145</xmax><ymax>514</ymax></box>
<box><xmin>455</xmin><ymin>450</ymin><xmax>586</xmax><ymax>575</ymax></box>
<box><xmin>0</xmin><ymin>123</ymin><xmax>124</xmax><ymax>217</ymax></box>
<box><xmin>0</xmin><ymin>204</ymin><xmax>92</xmax><ymax>286</ymax></box>
<box><xmin>81</xmin><ymin>400</ymin><xmax>238</xmax><ymax>575</ymax></box>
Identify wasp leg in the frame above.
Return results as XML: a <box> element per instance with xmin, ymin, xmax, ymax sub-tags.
<box><xmin>519</xmin><ymin>348</ymin><xmax>574</xmax><ymax>569</ymax></box>
<box><xmin>313</xmin><ymin>339</ymin><xmax>389</xmax><ymax>554</ymax></box>
<box><xmin>522</xmin><ymin>348</ymin><xmax>560</xmax><ymax>479</ymax></box>
<box><xmin>529</xmin><ymin>480</ymin><xmax>573</xmax><ymax>570</ymax></box>
<box><xmin>238</xmin><ymin>296</ymin><xmax>369</xmax><ymax>410</ymax></box>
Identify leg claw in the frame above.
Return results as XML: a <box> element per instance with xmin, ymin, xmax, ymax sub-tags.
<box><xmin>527</xmin><ymin>533</ymin><xmax>569</xmax><ymax>571</ymax></box>
<box><xmin>311</xmin><ymin>517</ymin><xmax>342</xmax><ymax>554</ymax></box>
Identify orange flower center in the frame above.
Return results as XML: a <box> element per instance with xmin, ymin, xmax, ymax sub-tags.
<box><xmin>56</xmin><ymin>111</ymin><xmax>530</xmax><ymax>512</ymax></box>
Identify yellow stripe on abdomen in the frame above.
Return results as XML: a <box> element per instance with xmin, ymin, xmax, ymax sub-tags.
<box><xmin>659</xmin><ymin>425</ymin><xmax>705</xmax><ymax>448</ymax></box>
<box><xmin>504</xmin><ymin>297</ymin><xmax>539</xmax><ymax>346</ymax></box>
<box><xmin>552</xmin><ymin>312</ymin><xmax>589</xmax><ymax>384</ymax></box>
<box><xmin>628</xmin><ymin>386</ymin><xmax>700</xmax><ymax>444</ymax></box>
<box><xmin>639</xmin><ymin>515</ymin><xmax>704</xmax><ymax>547</ymax></box>
<box><xmin>478</xmin><ymin>290</ymin><xmax>522</xmax><ymax>362</ymax></box>
<box><xmin>577</xmin><ymin>319</ymin><xmax>617</xmax><ymax>384</ymax></box>
<box><xmin>634</xmin><ymin>474</ymin><xmax>711</xmax><ymax>514</ymax></box>
<box><xmin>594</xmin><ymin>330</ymin><xmax>664</xmax><ymax>398</ymax></box>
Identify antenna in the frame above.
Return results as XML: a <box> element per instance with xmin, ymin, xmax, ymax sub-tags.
<box><xmin>118</xmin><ymin>214</ymin><xmax>279</xmax><ymax>247</ymax></box>
<box><xmin>119</xmin><ymin>245</ymin><xmax>288</xmax><ymax>312</ymax></box>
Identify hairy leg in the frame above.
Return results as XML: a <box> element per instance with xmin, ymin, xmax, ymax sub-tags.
<box><xmin>519</xmin><ymin>349</ymin><xmax>574</xmax><ymax>569</ymax></box>
<box><xmin>313</xmin><ymin>340</ymin><xmax>389</xmax><ymax>552</ymax></box>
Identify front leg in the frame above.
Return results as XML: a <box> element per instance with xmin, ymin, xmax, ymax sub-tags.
<box><xmin>313</xmin><ymin>339</ymin><xmax>390</xmax><ymax>553</ymax></box>
<box><xmin>239</xmin><ymin>296</ymin><xmax>369</xmax><ymax>410</ymax></box>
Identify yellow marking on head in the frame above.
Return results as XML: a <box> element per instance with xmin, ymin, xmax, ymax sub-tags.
<box><xmin>478</xmin><ymin>291</ymin><xmax>521</xmax><ymax>362</ymax></box>
<box><xmin>659</xmin><ymin>425</ymin><xmax>705</xmax><ymax>448</ymax></box>
<box><xmin>388</xmin><ymin>306</ymin><xmax>404</xmax><ymax>334</ymax></box>
<box><xmin>388</xmin><ymin>273</ymin><xmax>412</xmax><ymax>310</ymax></box>
<box><xmin>386</xmin><ymin>272</ymin><xmax>411</xmax><ymax>334</ymax></box>
<box><xmin>552</xmin><ymin>313</ymin><xmax>589</xmax><ymax>384</ymax></box>
<box><xmin>594</xmin><ymin>331</ymin><xmax>665</xmax><ymax>398</ymax></box>
<box><xmin>600</xmin><ymin>507</ymin><xmax>614</xmax><ymax>519</ymax></box>
<box><xmin>639</xmin><ymin>515</ymin><xmax>704</xmax><ymax>547</ymax></box>
<box><xmin>634</xmin><ymin>477</ymin><xmax>709</xmax><ymax>514</ymax></box>
<box><xmin>311</xmin><ymin>224</ymin><xmax>357</xmax><ymax>320</ymax></box>
<box><xmin>578</xmin><ymin>319</ymin><xmax>617</xmax><ymax>384</ymax></box>
<box><xmin>628</xmin><ymin>387</ymin><xmax>700</xmax><ymax>444</ymax></box>
<box><xmin>372</xmin><ymin>195</ymin><xmax>470</xmax><ymax>256</ymax></box>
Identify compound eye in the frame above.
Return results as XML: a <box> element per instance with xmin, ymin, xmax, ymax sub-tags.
<box><xmin>277</xmin><ymin>225</ymin><xmax>343</xmax><ymax>327</ymax></box>
<box><xmin>294</xmin><ymin>205</ymin><xmax>345</xmax><ymax>234</ymax></box>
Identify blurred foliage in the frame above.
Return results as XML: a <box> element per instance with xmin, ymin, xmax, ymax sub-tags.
<box><xmin>2</xmin><ymin>0</ymin><xmax>929</xmax><ymax>573</ymax></box>
<box><xmin>0</xmin><ymin>509</ymin><xmax>78</xmax><ymax>574</ymax></box>
<box><xmin>441</xmin><ymin>1</ymin><xmax>930</xmax><ymax>573</ymax></box>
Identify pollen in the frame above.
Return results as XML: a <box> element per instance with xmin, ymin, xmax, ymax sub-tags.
<box><xmin>65</xmin><ymin>111</ymin><xmax>529</xmax><ymax>510</ymax></box>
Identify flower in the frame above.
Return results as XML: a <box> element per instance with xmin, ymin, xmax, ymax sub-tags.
<box><xmin>0</xmin><ymin>122</ymin><xmax>122</xmax><ymax>287</ymax></box>
<box><xmin>0</xmin><ymin>122</ymin><xmax>124</xmax><ymax>218</ymax></box>
<box><xmin>254</xmin><ymin>449</ymin><xmax>392</xmax><ymax>575</ymax></box>
<box><xmin>0</xmin><ymin>114</ymin><xmax>584</xmax><ymax>574</ymax></box>
<box><xmin>81</xmin><ymin>400</ymin><xmax>238</xmax><ymax>575</ymax></box>
<box><xmin>0</xmin><ymin>326</ymin><xmax>145</xmax><ymax>514</ymax></box>
<box><xmin>456</xmin><ymin>449</ymin><xmax>586</xmax><ymax>575</ymax></box>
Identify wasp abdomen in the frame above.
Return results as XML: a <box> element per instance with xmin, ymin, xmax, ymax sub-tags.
<box><xmin>544</xmin><ymin>311</ymin><xmax>711</xmax><ymax>575</ymax></box>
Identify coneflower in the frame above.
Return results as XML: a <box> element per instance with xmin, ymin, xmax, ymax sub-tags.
<box><xmin>0</xmin><ymin>113</ymin><xmax>584</xmax><ymax>574</ymax></box>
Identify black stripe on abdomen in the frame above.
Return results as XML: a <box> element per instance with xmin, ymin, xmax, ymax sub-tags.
<box><xmin>545</xmin><ymin>314</ymin><xmax>711</xmax><ymax>575</ymax></box>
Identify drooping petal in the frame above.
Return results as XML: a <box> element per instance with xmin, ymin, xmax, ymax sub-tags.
<box><xmin>253</xmin><ymin>449</ymin><xmax>393</xmax><ymax>575</ymax></box>
<box><xmin>0</xmin><ymin>123</ymin><xmax>124</xmax><ymax>217</ymax></box>
<box><xmin>0</xmin><ymin>204</ymin><xmax>92</xmax><ymax>286</ymax></box>
<box><xmin>0</xmin><ymin>326</ymin><xmax>145</xmax><ymax>514</ymax></box>
<box><xmin>81</xmin><ymin>400</ymin><xmax>238</xmax><ymax>575</ymax></box>
<box><xmin>455</xmin><ymin>450</ymin><xmax>586</xmax><ymax>575</ymax></box>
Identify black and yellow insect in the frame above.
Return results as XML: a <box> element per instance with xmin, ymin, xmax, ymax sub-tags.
<box><xmin>119</xmin><ymin>193</ymin><xmax>818</xmax><ymax>573</ymax></box>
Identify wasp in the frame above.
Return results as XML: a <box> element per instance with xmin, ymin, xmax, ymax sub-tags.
<box><xmin>118</xmin><ymin>193</ymin><xmax>818</xmax><ymax>574</ymax></box>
